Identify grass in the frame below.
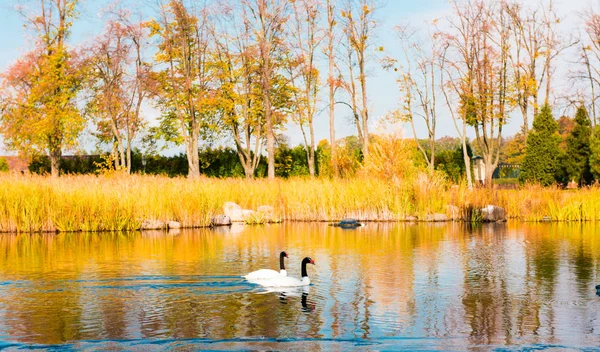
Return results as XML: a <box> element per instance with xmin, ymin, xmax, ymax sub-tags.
<box><xmin>1</xmin><ymin>173</ymin><xmax>600</xmax><ymax>233</ymax></box>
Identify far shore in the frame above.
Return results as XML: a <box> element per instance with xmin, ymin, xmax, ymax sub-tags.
<box><xmin>0</xmin><ymin>174</ymin><xmax>598</xmax><ymax>233</ymax></box>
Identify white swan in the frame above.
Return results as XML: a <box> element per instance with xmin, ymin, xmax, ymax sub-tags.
<box><xmin>256</xmin><ymin>257</ymin><xmax>315</xmax><ymax>287</ymax></box>
<box><xmin>243</xmin><ymin>251</ymin><xmax>288</xmax><ymax>281</ymax></box>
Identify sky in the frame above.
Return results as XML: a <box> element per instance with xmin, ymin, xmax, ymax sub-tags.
<box><xmin>0</xmin><ymin>0</ymin><xmax>595</xmax><ymax>156</ymax></box>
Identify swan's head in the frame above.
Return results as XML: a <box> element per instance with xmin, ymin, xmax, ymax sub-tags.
<box><xmin>280</xmin><ymin>251</ymin><xmax>288</xmax><ymax>258</ymax></box>
<box><xmin>303</xmin><ymin>257</ymin><xmax>315</xmax><ymax>265</ymax></box>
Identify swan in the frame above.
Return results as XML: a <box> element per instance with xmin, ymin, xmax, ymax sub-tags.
<box><xmin>256</xmin><ymin>257</ymin><xmax>315</xmax><ymax>287</ymax></box>
<box><xmin>243</xmin><ymin>251</ymin><xmax>288</xmax><ymax>281</ymax></box>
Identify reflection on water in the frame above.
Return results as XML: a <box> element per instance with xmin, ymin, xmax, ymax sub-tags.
<box><xmin>0</xmin><ymin>223</ymin><xmax>599</xmax><ymax>350</ymax></box>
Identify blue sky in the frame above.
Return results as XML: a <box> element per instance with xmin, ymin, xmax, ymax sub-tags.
<box><xmin>0</xmin><ymin>0</ymin><xmax>587</xmax><ymax>155</ymax></box>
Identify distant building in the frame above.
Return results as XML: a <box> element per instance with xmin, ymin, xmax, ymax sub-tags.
<box><xmin>0</xmin><ymin>156</ymin><xmax>29</xmax><ymax>173</ymax></box>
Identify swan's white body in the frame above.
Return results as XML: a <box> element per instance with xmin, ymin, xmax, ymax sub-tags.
<box><xmin>244</xmin><ymin>269</ymin><xmax>287</xmax><ymax>281</ymax></box>
<box><xmin>255</xmin><ymin>275</ymin><xmax>310</xmax><ymax>287</ymax></box>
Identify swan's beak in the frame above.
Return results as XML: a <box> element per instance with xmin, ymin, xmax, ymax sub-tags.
<box><xmin>310</xmin><ymin>259</ymin><xmax>315</xmax><ymax>265</ymax></box>
<box><xmin>285</xmin><ymin>253</ymin><xmax>289</xmax><ymax>258</ymax></box>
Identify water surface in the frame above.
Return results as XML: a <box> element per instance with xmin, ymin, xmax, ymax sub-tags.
<box><xmin>0</xmin><ymin>223</ymin><xmax>599</xmax><ymax>350</ymax></box>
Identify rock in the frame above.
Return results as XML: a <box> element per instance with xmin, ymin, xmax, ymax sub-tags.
<box><xmin>446</xmin><ymin>205</ymin><xmax>460</xmax><ymax>220</ymax></box>
<box><xmin>140</xmin><ymin>219</ymin><xmax>165</xmax><ymax>230</ymax></box>
<box><xmin>404</xmin><ymin>216</ymin><xmax>418</xmax><ymax>222</ymax></box>
<box><xmin>331</xmin><ymin>218</ymin><xmax>363</xmax><ymax>229</ymax></box>
<box><xmin>211</xmin><ymin>214</ymin><xmax>232</xmax><ymax>226</ymax></box>
<box><xmin>242</xmin><ymin>209</ymin><xmax>256</xmax><ymax>218</ymax></box>
<box><xmin>224</xmin><ymin>202</ymin><xmax>244</xmax><ymax>222</ymax></box>
<box><xmin>167</xmin><ymin>221</ymin><xmax>181</xmax><ymax>229</ymax></box>
<box><xmin>481</xmin><ymin>205</ymin><xmax>506</xmax><ymax>222</ymax></box>
<box><xmin>425</xmin><ymin>213</ymin><xmax>449</xmax><ymax>222</ymax></box>
<box><xmin>540</xmin><ymin>216</ymin><xmax>551</xmax><ymax>222</ymax></box>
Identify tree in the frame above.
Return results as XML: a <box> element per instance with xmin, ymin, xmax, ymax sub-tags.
<box><xmin>213</xmin><ymin>3</ymin><xmax>265</xmax><ymax>179</ymax></box>
<box><xmin>501</xmin><ymin>126</ymin><xmax>527</xmax><ymax>165</ymax></box>
<box><xmin>519</xmin><ymin>104</ymin><xmax>560</xmax><ymax>186</ymax></box>
<box><xmin>505</xmin><ymin>1</ymin><xmax>568</xmax><ymax>137</ymax></box>
<box><xmin>86</xmin><ymin>12</ymin><xmax>149</xmax><ymax>174</ymax></box>
<box><xmin>243</xmin><ymin>0</ymin><xmax>291</xmax><ymax>180</ymax></box>
<box><xmin>287</xmin><ymin>0</ymin><xmax>322</xmax><ymax>177</ymax></box>
<box><xmin>564</xmin><ymin>106</ymin><xmax>593</xmax><ymax>185</ymax></box>
<box><xmin>385</xmin><ymin>25</ymin><xmax>441</xmax><ymax>171</ymax></box>
<box><xmin>0</xmin><ymin>0</ymin><xmax>84</xmax><ymax>177</ymax></box>
<box><xmin>325</xmin><ymin>0</ymin><xmax>338</xmax><ymax>177</ymax></box>
<box><xmin>339</xmin><ymin>0</ymin><xmax>377</xmax><ymax>160</ymax></box>
<box><xmin>442</xmin><ymin>0</ymin><xmax>513</xmax><ymax>187</ymax></box>
<box><xmin>590</xmin><ymin>125</ymin><xmax>600</xmax><ymax>180</ymax></box>
<box><xmin>150</xmin><ymin>0</ymin><xmax>217</xmax><ymax>178</ymax></box>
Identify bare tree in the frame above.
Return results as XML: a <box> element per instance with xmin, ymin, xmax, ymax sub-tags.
<box><xmin>326</xmin><ymin>0</ymin><xmax>338</xmax><ymax>176</ymax></box>
<box><xmin>287</xmin><ymin>0</ymin><xmax>323</xmax><ymax>177</ymax></box>
<box><xmin>339</xmin><ymin>0</ymin><xmax>377</xmax><ymax>160</ymax></box>
<box><xmin>443</xmin><ymin>0</ymin><xmax>513</xmax><ymax>186</ymax></box>
<box><xmin>506</xmin><ymin>0</ymin><xmax>574</xmax><ymax>137</ymax></box>
<box><xmin>385</xmin><ymin>25</ymin><xmax>440</xmax><ymax>171</ymax></box>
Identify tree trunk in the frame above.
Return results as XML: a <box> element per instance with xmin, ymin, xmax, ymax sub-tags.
<box><xmin>327</xmin><ymin>0</ymin><xmax>337</xmax><ymax>178</ymax></box>
<box><xmin>187</xmin><ymin>121</ymin><xmax>200</xmax><ymax>178</ymax></box>
<box><xmin>126</xmin><ymin>139</ymin><xmax>132</xmax><ymax>174</ymax></box>
<box><xmin>49</xmin><ymin>145</ymin><xmax>61</xmax><ymax>178</ymax></box>
<box><xmin>308</xmin><ymin>120</ymin><xmax>315</xmax><ymax>177</ymax></box>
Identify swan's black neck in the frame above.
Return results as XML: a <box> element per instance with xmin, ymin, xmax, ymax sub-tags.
<box><xmin>301</xmin><ymin>257</ymin><xmax>311</xmax><ymax>277</ymax></box>
<box><xmin>279</xmin><ymin>252</ymin><xmax>286</xmax><ymax>270</ymax></box>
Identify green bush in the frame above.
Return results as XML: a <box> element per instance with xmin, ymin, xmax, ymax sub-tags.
<box><xmin>0</xmin><ymin>157</ymin><xmax>8</xmax><ymax>172</ymax></box>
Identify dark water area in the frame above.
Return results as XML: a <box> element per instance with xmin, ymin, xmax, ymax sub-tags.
<box><xmin>0</xmin><ymin>223</ymin><xmax>599</xmax><ymax>351</ymax></box>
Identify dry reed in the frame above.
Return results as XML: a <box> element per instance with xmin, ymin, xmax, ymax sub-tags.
<box><xmin>1</xmin><ymin>173</ymin><xmax>600</xmax><ymax>233</ymax></box>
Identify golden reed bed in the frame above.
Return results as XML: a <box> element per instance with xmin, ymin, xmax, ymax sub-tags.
<box><xmin>0</xmin><ymin>173</ymin><xmax>599</xmax><ymax>232</ymax></box>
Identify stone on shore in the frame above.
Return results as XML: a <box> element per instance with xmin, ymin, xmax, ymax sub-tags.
<box><xmin>211</xmin><ymin>214</ymin><xmax>232</xmax><ymax>226</ymax></box>
<box><xmin>224</xmin><ymin>202</ymin><xmax>244</xmax><ymax>222</ymax></box>
<box><xmin>242</xmin><ymin>209</ymin><xmax>256</xmax><ymax>218</ymax></box>
<box><xmin>425</xmin><ymin>213</ymin><xmax>449</xmax><ymax>222</ymax></box>
<box><xmin>140</xmin><ymin>219</ymin><xmax>165</xmax><ymax>230</ymax></box>
<box><xmin>167</xmin><ymin>221</ymin><xmax>181</xmax><ymax>229</ymax></box>
<box><xmin>481</xmin><ymin>205</ymin><xmax>506</xmax><ymax>222</ymax></box>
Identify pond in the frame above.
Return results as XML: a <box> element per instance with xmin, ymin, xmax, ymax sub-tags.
<box><xmin>0</xmin><ymin>223</ymin><xmax>599</xmax><ymax>350</ymax></box>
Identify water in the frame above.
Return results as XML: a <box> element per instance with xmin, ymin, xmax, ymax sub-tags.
<box><xmin>0</xmin><ymin>223</ymin><xmax>599</xmax><ymax>350</ymax></box>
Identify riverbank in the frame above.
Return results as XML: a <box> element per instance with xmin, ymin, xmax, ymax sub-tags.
<box><xmin>0</xmin><ymin>173</ymin><xmax>599</xmax><ymax>233</ymax></box>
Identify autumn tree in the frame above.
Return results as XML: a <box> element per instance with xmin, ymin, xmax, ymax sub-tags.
<box><xmin>212</xmin><ymin>3</ymin><xmax>265</xmax><ymax>178</ymax></box>
<box><xmin>150</xmin><ymin>0</ymin><xmax>216</xmax><ymax>178</ymax></box>
<box><xmin>86</xmin><ymin>11</ymin><xmax>149</xmax><ymax>174</ymax></box>
<box><xmin>0</xmin><ymin>0</ymin><xmax>84</xmax><ymax>177</ymax></box>
<box><xmin>443</xmin><ymin>0</ymin><xmax>513</xmax><ymax>186</ymax></box>
<box><xmin>519</xmin><ymin>104</ymin><xmax>560</xmax><ymax>186</ymax></box>
<box><xmin>242</xmin><ymin>0</ymin><xmax>291</xmax><ymax>180</ymax></box>
<box><xmin>505</xmin><ymin>1</ymin><xmax>567</xmax><ymax>137</ymax></box>
<box><xmin>339</xmin><ymin>0</ymin><xmax>377</xmax><ymax>160</ymax></box>
<box><xmin>287</xmin><ymin>0</ymin><xmax>323</xmax><ymax>177</ymax></box>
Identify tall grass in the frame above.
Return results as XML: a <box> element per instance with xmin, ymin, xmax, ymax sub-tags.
<box><xmin>2</xmin><ymin>173</ymin><xmax>600</xmax><ymax>233</ymax></box>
